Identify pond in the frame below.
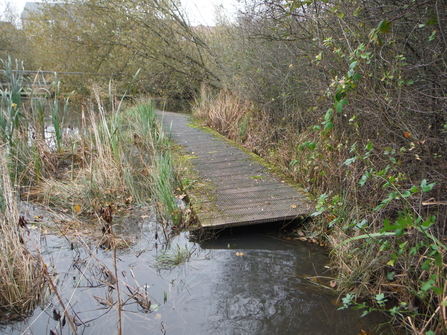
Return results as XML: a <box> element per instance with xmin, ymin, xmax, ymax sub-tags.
<box><xmin>1</xmin><ymin>204</ymin><xmax>391</xmax><ymax>335</ymax></box>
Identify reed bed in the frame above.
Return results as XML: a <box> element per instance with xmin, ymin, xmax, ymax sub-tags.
<box><xmin>27</xmin><ymin>95</ymin><xmax>179</xmax><ymax>225</ymax></box>
<box><xmin>0</xmin><ymin>59</ymin><xmax>183</xmax><ymax>328</ymax></box>
<box><xmin>0</xmin><ymin>148</ymin><xmax>44</xmax><ymax>322</ymax></box>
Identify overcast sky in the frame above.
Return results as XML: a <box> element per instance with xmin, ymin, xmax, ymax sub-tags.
<box><xmin>6</xmin><ymin>0</ymin><xmax>238</xmax><ymax>26</ymax></box>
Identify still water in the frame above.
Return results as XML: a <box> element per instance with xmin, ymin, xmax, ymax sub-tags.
<box><xmin>2</xmin><ymin>205</ymin><xmax>390</xmax><ymax>335</ymax></box>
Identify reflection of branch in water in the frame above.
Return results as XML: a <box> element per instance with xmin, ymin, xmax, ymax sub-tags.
<box><xmin>71</xmin><ymin>234</ymin><xmax>162</xmax><ymax>326</ymax></box>
<box><xmin>32</xmin><ymin>238</ymin><xmax>79</xmax><ymax>335</ymax></box>
<box><xmin>76</xmin><ymin>298</ymin><xmax>115</xmax><ymax>325</ymax></box>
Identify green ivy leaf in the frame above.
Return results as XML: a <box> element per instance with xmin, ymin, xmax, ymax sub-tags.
<box><xmin>378</xmin><ymin>19</ymin><xmax>392</xmax><ymax>33</ymax></box>
<box><xmin>352</xmin><ymin>73</ymin><xmax>362</xmax><ymax>81</ymax></box>
<box><xmin>375</xmin><ymin>292</ymin><xmax>386</xmax><ymax>303</ymax></box>
<box><xmin>324</xmin><ymin>108</ymin><xmax>333</xmax><ymax>121</ymax></box>
<box><xmin>377</xmin><ymin>166</ymin><xmax>390</xmax><ymax>176</ymax></box>
<box><xmin>433</xmin><ymin>286</ymin><xmax>443</xmax><ymax>295</ymax></box>
<box><xmin>359</xmin><ymin>169</ymin><xmax>372</xmax><ymax>186</ymax></box>
<box><xmin>421</xmin><ymin>259</ymin><xmax>431</xmax><ymax>271</ymax></box>
<box><xmin>349</xmin><ymin>61</ymin><xmax>358</xmax><ymax>69</ymax></box>
<box><xmin>421</xmin><ymin>179</ymin><xmax>436</xmax><ymax>192</ymax></box>
<box><xmin>387</xmin><ymin>271</ymin><xmax>395</xmax><ymax>281</ymax></box>
<box><xmin>335</xmin><ymin>92</ymin><xmax>344</xmax><ymax>102</ymax></box>
<box><xmin>421</xmin><ymin>279</ymin><xmax>435</xmax><ymax>292</ymax></box>
<box><xmin>387</xmin><ymin>258</ymin><xmax>395</xmax><ymax>266</ymax></box>
<box><xmin>401</xmin><ymin>191</ymin><xmax>411</xmax><ymax>198</ymax></box>
<box><xmin>382</xmin><ymin>218</ymin><xmax>391</xmax><ymax>231</ymax></box>
<box><xmin>324</xmin><ymin>121</ymin><xmax>334</xmax><ymax>131</ymax></box>
<box><xmin>335</xmin><ymin>101</ymin><xmax>344</xmax><ymax>113</ymax></box>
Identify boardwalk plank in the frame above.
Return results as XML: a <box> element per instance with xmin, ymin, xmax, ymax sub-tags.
<box><xmin>158</xmin><ymin>111</ymin><xmax>314</xmax><ymax>229</ymax></box>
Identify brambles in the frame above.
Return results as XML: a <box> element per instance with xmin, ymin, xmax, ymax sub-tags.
<box><xmin>193</xmin><ymin>1</ymin><xmax>447</xmax><ymax>332</ymax></box>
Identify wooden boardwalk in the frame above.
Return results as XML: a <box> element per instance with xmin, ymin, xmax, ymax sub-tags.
<box><xmin>158</xmin><ymin>111</ymin><xmax>314</xmax><ymax>229</ymax></box>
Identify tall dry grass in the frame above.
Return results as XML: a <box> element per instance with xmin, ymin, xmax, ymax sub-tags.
<box><xmin>194</xmin><ymin>85</ymin><xmax>254</xmax><ymax>141</ymax></box>
<box><xmin>27</xmin><ymin>94</ymin><xmax>181</xmax><ymax>226</ymax></box>
<box><xmin>0</xmin><ymin>147</ymin><xmax>44</xmax><ymax>321</ymax></box>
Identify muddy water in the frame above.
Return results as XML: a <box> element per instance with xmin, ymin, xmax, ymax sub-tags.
<box><xmin>2</xmin><ymin>207</ymin><xmax>390</xmax><ymax>335</ymax></box>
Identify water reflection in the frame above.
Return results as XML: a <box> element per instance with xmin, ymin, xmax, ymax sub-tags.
<box><xmin>198</xmin><ymin>232</ymin><xmax>381</xmax><ymax>335</ymax></box>
<box><xmin>1</xmin><ymin>214</ymin><xmax>390</xmax><ymax>335</ymax></box>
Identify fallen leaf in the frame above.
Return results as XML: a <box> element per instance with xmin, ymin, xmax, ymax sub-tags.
<box><xmin>295</xmin><ymin>237</ymin><xmax>307</xmax><ymax>242</ymax></box>
<box><xmin>235</xmin><ymin>252</ymin><xmax>244</xmax><ymax>257</ymax></box>
<box><xmin>291</xmin><ymin>204</ymin><xmax>297</xmax><ymax>208</ymax></box>
<box><xmin>403</xmin><ymin>131</ymin><xmax>411</xmax><ymax>138</ymax></box>
<box><xmin>74</xmin><ymin>204</ymin><xmax>81</xmax><ymax>213</ymax></box>
<box><xmin>330</xmin><ymin>280</ymin><xmax>337</xmax><ymax>288</ymax></box>
<box><xmin>295</xmin><ymin>229</ymin><xmax>305</xmax><ymax>237</ymax></box>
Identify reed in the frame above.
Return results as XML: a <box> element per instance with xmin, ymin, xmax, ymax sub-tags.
<box><xmin>49</xmin><ymin>75</ymin><xmax>69</xmax><ymax>152</ymax></box>
<box><xmin>0</xmin><ymin>57</ymin><xmax>24</xmax><ymax>146</ymax></box>
<box><xmin>152</xmin><ymin>151</ymin><xmax>181</xmax><ymax>225</ymax></box>
<box><xmin>193</xmin><ymin>84</ymin><xmax>252</xmax><ymax>140</ymax></box>
<box><xmin>156</xmin><ymin>244</ymin><xmax>193</xmax><ymax>270</ymax></box>
<box><xmin>116</xmin><ymin>100</ymin><xmax>180</xmax><ymax>223</ymax></box>
<box><xmin>0</xmin><ymin>148</ymin><xmax>44</xmax><ymax>321</ymax></box>
<box><xmin>30</xmin><ymin>97</ymin><xmax>180</xmax><ymax>226</ymax></box>
<box><xmin>0</xmin><ymin>60</ymin><xmax>183</xmax><ymax>329</ymax></box>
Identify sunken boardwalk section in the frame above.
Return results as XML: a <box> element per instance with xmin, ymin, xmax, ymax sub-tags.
<box><xmin>158</xmin><ymin>111</ymin><xmax>314</xmax><ymax>229</ymax></box>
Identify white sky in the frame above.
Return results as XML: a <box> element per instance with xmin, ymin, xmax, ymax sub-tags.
<box><xmin>6</xmin><ymin>0</ymin><xmax>238</xmax><ymax>26</ymax></box>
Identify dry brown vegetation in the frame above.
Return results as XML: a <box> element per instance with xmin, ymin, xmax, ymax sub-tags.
<box><xmin>192</xmin><ymin>1</ymin><xmax>447</xmax><ymax>333</ymax></box>
<box><xmin>0</xmin><ymin>62</ymin><xmax>180</xmax><ymax>326</ymax></box>
<box><xmin>0</xmin><ymin>148</ymin><xmax>44</xmax><ymax>321</ymax></box>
